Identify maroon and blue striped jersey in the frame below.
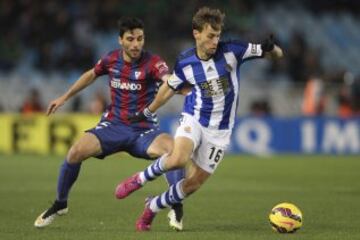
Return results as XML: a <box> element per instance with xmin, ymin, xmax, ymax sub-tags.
<box><xmin>94</xmin><ymin>49</ymin><xmax>169</xmax><ymax>128</ymax></box>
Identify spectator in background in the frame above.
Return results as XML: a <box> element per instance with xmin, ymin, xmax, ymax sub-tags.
<box><xmin>20</xmin><ymin>88</ymin><xmax>44</xmax><ymax>114</ymax></box>
<box><xmin>287</xmin><ymin>31</ymin><xmax>308</xmax><ymax>83</ymax></box>
<box><xmin>89</xmin><ymin>91</ymin><xmax>107</xmax><ymax>115</ymax></box>
<box><xmin>337</xmin><ymin>73</ymin><xmax>360</xmax><ymax>117</ymax></box>
<box><xmin>302</xmin><ymin>75</ymin><xmax>327</xmax><ymax>116</ymax></box>
<box><xmin>350</xmin><ymin>75</ymin><xmax>360</xmax><ymax>115</ymax></box>
<box><xmin>0</xmin><ymin>30</ymin><xmax>22</xmax><ymax>72</ymax></box>
<box><xmin>70</xmin><ymin>96</ymin><xmax>83</xmax><ymax>112</ymax></box>
<box><xmin>249</xmin><ymin>99</ymin><xmax>272</xmax><ymax>117</ymax></box>
<box><xmin>337</xmin><ymin>86</ymin><xmax>353</xmax><ymax>118</ymax></box>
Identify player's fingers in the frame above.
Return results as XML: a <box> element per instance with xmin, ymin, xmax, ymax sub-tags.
<box><xmin>275</xmin><ymin>45</ymin><xmax>283</xmax><ymax>57</ymax></box>
<box><xmin>46</xmin><ymin>103</ymin><xmax>59</xmax><ymax>116</ymax></box>
<box><xmin>51</xmin><ymin>104</ymin><xmax>60</xmax><ymax>114</ymax></box>
<box><xmin>46</xmin><ymin>103</ymin><xmax>54</xmax><ymax>116</ymax></box>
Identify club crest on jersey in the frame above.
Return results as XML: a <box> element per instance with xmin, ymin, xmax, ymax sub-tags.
<box><xmin>134</xmin><ymin>71</ymin><xmax>141</xmax><ymax>79</ymax></box>
<box><xmin>225</xmin><ymin>64</ymin><xmax>233</xmax><ymax>72</ymax></box>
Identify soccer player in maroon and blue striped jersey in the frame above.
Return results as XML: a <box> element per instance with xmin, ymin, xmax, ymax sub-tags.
<box><xmin>34</xmin><ymin>17</ymin><xmax>185</xmax><ymax>231</ymax></box>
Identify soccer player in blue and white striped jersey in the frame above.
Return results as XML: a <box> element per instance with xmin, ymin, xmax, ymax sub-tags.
<box><xmin>116</xmin><ymin>7</ymin><xmax>283</xmax><ymax>231</ymax></box>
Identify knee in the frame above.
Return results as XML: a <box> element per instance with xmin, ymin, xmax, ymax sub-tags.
<box><xmin>163</xmin><ymin>140</ymin><xmax>174</xmax><ymax>154</ymax></box>
<box><xmin>67</xmin><ymin>144</ymin><xmax>86</xmax><ymax>164</ymax></box>
<box><xmin>149</xmin><ymin>138</ymin><xmax>174</xmax><ymax>157</ymax></box>
<box><xmin>166</xmin><ymin>154</ymin><xmax>188</xmax><ymax>170</ymax></box>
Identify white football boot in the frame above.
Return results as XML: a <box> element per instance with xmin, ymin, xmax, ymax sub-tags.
<box><xmin>167</xmin><ymin>203</ymin><xmax>183</xmax><ymax>231</ymax></box>
<box><xmin>34</xmin><ymin>201</ymin><xmax>68</xmax><ymax>228</ymax></box>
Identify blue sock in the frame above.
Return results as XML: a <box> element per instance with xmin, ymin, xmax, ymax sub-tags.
<box><xmin>56</xmin><ymin>160</ymin><xmax>81</xmax><ymax>202</ymax></box>
<box><xmin>165</xmin><ymin>168</ymin><xmax>185</xmax><ymax>186</ymax></box>
<box><xmin>149</xmin><ymin>179</ymin><xmax>186</xmax><ymax>212</ymax></box>
<box><xmin>139</xmin><ymin>155</ymin><xmax>166</xmax><ymax>184</ymax></box>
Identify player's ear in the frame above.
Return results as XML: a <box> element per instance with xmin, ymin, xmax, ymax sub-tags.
<box><xmin>193</xmin><ymin>29</ymin><xmax>200</xmax><ymax>40</ymax></box>
<box><xmin>118</xmin><ymin>36</ymin><xmax>123</xmax><ymax>46</ymax></box>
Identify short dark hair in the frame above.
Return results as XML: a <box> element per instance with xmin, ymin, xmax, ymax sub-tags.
<box><xmin>118</xmin><ymin>17</ymin><xmax>144</xmax><ymax>37</ymax></box>
<box><xmin>192</xmin><ymin>7</ymin><xmax>225</xmax><ymax>32</ymax></box>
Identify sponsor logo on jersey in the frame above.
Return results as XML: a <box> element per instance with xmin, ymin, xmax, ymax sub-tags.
<box><xmin>111</xmin><ymin>78</ymin><xmax>142</xmax><ymax>90</ymax></box>
<box><xmin>199</xmin><ymin>76</ymin><xmax>230</xmax><ymax>97</ymax></box>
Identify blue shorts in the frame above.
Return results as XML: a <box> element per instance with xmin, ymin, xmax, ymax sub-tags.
<box><xmin>86</xmin><ymin>121</ymin><xmax>163</xmax><ymax>160</ymax></box>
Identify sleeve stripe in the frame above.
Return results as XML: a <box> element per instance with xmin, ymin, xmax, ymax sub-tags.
<box><xmin>167</xmin><ymin>73</ymin><xmax>185</xmax><ymax>90</ymax></box>
<box><xmin>167</xmin><ymin>81</ymin><xmax>177</xmax><ymax>91</ymax></box>
<box><xmin>242</xmin><ymin>43</ymin><xmax>263</xmax><ymax>60</ymax></box>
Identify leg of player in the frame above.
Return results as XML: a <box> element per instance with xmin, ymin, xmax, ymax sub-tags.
<box><xmin>165</xmin><ymin>168</ymin><xmax>185</xmax><ymax>231</ymax></box>
<box><xmin>139</xmin><ymin>136</ymin><xmax>193</xmax><ymax>185</ymax></box>
<box><xmin>115</xmin><ymin>136</ymin><xmax>193</xmax><ymax>199</ymax></box>
<box><xmin>147</xmin><ymin>133</ymin><xmax>186</xmax><ymax>231</ymax></box>
<box><xmin>115</xmin><ymin>133</ymin><xmax>187</xmax><ymax>231</ymax></box>
<box><xmin>136</xmin><ymin>162</ymin><xmax>211</xmax><ymax>231</ymax></box>
<box><xmin>34</xmin><ymin>133</ymin><xmax>102</xmax><ymax>228</ymax></box>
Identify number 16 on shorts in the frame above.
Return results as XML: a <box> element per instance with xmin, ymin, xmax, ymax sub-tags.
<box><xmin>207</xmin><ymin>145</ymin><xmax>225</xmax><ymax>170</ymax></box>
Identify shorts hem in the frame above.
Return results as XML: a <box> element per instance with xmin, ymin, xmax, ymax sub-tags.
<box><xmin>192</xmin><ymin>159</ymin><xmax>215</xmax><ymax>174</ymax></box>
<box><xmin>85</xmin><ymin>130</ymin><xmax>106</xmax><ymax>159</ymax></box>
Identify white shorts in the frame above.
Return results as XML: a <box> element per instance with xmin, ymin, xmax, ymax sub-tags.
<box><xmin>174</xmin><ymin>114</ymin><xmax>231</xmax><ymax>174</ymax></box>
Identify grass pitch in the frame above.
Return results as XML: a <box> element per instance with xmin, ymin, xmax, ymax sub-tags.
<box><xmin>0</xmin><ymin>154</ymin><xmax>359</xmax><ymax>240</ymax></box>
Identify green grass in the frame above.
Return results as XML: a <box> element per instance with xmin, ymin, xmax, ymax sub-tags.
<box><xmin>0</xmin><ymin>154</ymin><xmax>359</xmax><ymax>240</ymax></box>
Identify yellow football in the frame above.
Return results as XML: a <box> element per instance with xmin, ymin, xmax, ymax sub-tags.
<box><xmin>269</xmin><ymin>202</ymin><xmax>303</xmax><ymax>233</ymax></box>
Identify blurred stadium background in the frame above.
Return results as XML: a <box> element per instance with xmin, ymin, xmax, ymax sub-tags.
<box><xmin>0</xmin><ymin>0</ymin><xmax>359</xmax><ymax>239</ymax></box>
<box><xmin>0</xmin><ymin>0</ymin><xmax>359</xmax><ymax>155</ymax></box>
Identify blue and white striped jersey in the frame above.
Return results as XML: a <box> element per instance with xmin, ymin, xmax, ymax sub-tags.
<box><xmin>168</xmin><ymin>40</ymin><xmax>263</xmax><ymax>130</ymax></box>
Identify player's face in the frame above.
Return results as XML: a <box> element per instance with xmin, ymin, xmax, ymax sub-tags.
<box><xmin>119</xmin><ymin>28</ymin><xmax>144</xmax><ymax>61</ymax></box>
<box><xmin>194</xmin><ymin>24</ymin><xmax>221</xmax><ymax>59</ymax></box>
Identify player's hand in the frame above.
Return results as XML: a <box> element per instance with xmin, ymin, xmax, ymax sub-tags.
<box><xmin>271</xmin><ymin>45</ymin><xmax>283</xmax><ymax>58</ymax></box>
<box><xmin>46</xmin><ymin>96</ymin><xmax>66</xmax><ymax>116</ymax></box>
<box><xmin>261</xmin><ymin>35</ymin><xmax>283</xmax><ymax>59</ymax></box>
<box><xmin>128</xmin><ymin>107</ymin><xmax>155</xmax><ymax>123</ymax></box>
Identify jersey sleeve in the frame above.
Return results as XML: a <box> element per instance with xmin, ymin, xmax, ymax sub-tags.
<box><xmin>150</xmin><ymin>55</ymin><xmax>170</xmax><ymax>81</ymax></box>
<box><xmin>227</xmin><ymin>41</ymin><xmax>263</xmax><ymax>62</ymax></box>
<box><xmin>167</xmin><ymin>59</ymin><xmax>187</xmax><ymax>91</ymax></box>
<box><xmin>94</xmin><ymin>55</ymin><xmax>109</xmax><ymax>76</ymax></box>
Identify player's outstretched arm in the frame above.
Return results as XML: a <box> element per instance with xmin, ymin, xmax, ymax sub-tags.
<box><xmin>261</xmin><ymin>35</ymin><xmax>283</xmax><ymax>59</ymax></box>
<box><xmin>46</xmin><ymin>68</ymin><xmax>97</xmax><ymax>115</ymax></box>
<box><xmin>148</xmin><ymin>82</ymin><xmax>175</xmax><ymax>113</ymax></box>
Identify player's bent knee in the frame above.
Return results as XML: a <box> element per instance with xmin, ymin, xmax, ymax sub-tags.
<box><xmin>163</xmin><ymin>140</ymin><xmax>174</xmax><ymax>154</ymax></box>
<box><xmin>167</xmin><ymin>154</ymin><xmax>188</xmax><ymax>169</ymax></box>
<box><xmin>67</xmin><ymin>145</ymin><xmax>87</xmax><ymax>164</ymax></box>
<box><xmin>147</xmin><ymin>134</ymin><xmax>174</xmax><ymax>157</ymax></box>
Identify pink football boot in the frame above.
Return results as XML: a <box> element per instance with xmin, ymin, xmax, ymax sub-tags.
<box><xmin>136</xmin><ymin>197</ymin><xmax>157</xmax><ymax>231</ymax></box>
<box><xmin>115</xmin><ymin>173</ymin><xmax>142</xmax><ymax>199</ymax></box>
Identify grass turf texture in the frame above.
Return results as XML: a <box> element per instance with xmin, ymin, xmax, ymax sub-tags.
<box><xmin>0</xmin><ymin>154</ymin><xmax>359</xmax><ymax>240</ymax></box>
